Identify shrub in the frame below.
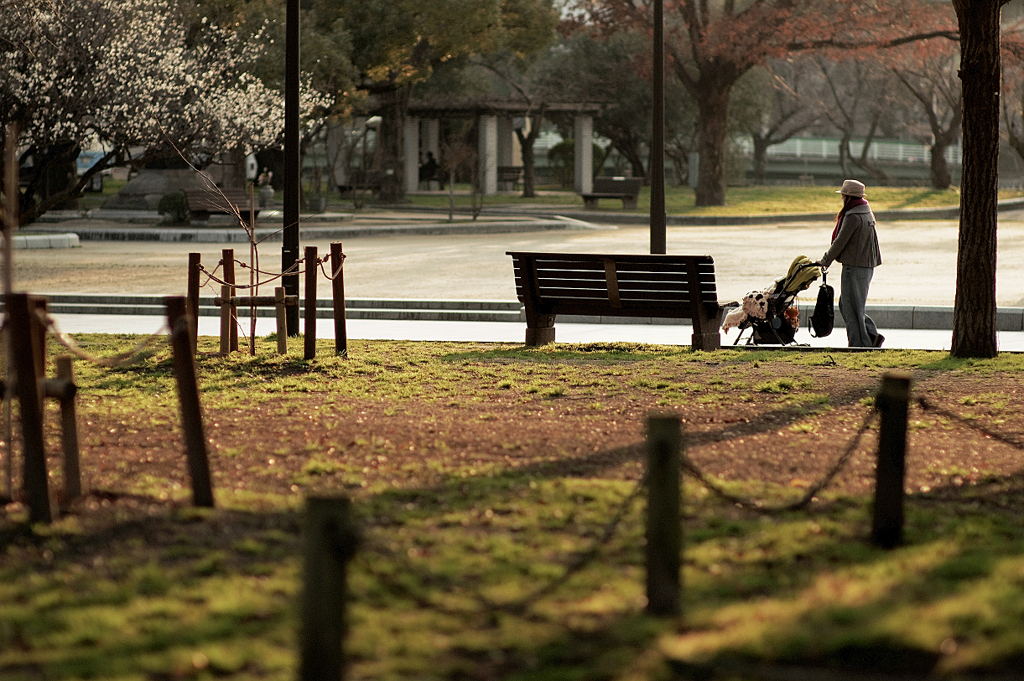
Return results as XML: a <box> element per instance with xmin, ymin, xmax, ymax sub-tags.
<box><xmin>157</xmin><ymin>191</ymin><xmax>189</xmax><ymax>224</ymax></box>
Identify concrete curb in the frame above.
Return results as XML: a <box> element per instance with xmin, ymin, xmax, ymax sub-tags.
<box><xmin>5</xmin><ymin>233</ymin><xmax>81</xmax><ymax>249</ymax></box>
<box><xmin>530</xmin><ymin>197</ymin><xmax>1024</xmax><ymax>226</ymax></box>
<box><xmin>26</xmin><ymin>197</ymin><xmax>1024</xmax><ymax>244</ymax></box>
<box><xmin>22</xmin><ymin>293</ymin><xmax>1024</xmax><ymax>331</ymax></box>
<box><xmin>31</xmin><ymin>219</ymin><xmax>591</xmax><ymax>243</ymax></box>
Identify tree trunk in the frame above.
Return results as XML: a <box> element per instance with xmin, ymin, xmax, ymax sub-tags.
<box><xmin>694</xmin><ymin>86</ymin><xmax>730</xmax><ymax>205</ymax></box>
<box><xmin>951</xmin><ymin>0</ymin><xmax>1002</xmax><ymax>358</ymax></box>
<box><xmin>222</xmin><ymin>146</ymin><xmax>248</xmax><ymax>188</ymax></box>
<box><xmin>376</xmin><ymin>86</ymin><xmax>410</xmax><ymax>203</ymax></box>
<box><xmin>516</xmin><ymin>112</ymin><xmax>544</xmax><ymax>198</ymax></box>
<box><xmin>929</xmin><ymin>140</ymin><xmax>953</xmax><ymax>190</ymax></box>
<box><xmin>751</xmin><ymin>135</ymin><xmax>770</xmax><ymax>185</ymax></box>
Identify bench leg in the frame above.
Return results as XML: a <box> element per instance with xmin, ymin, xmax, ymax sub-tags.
<box><xmin>526</xmin><ymin>326</ymin><xmax>556</xmax><ymax>346</ymax></box>
<box><xmin>691</xmin><ymin>331</ymin><xmax>721</xmax><ymax>351</ymax></box>
<box><xmin>524</xmin><ymin>311</ymin><xmax>556</xmax><ymax>347</ymax></box>
<box><xmin>583</xmin><ymin>197</ymin><xmax>598</xmax><ymax>210</ymax></box>
<box><xmin>622</xmin><ymin>197</ymin><xmax>638</xmax><ymax>210</ymax></box>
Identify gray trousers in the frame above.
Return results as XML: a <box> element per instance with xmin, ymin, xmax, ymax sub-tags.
<box><xmin>840</xmin><ymin>265</ymin><xmax>879</xmax><ymax>347</ymax></box>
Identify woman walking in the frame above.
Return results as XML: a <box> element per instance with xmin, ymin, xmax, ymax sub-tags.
<box><xmin>819</xmin><ymin>179</ymin><xmax>884</xmax><ymax>347</ymax></box>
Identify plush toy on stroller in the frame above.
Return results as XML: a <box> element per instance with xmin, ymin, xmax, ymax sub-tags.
<box><xmin>722</xmin><ymin>256</ymin><xmax>822</xmax><ymax>345</ymax></box>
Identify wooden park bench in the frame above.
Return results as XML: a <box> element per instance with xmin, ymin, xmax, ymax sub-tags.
<box><xmin>498</xmin><ymin>166</ymin><xmax>523</xmax><ymax>191</ymax></box>
<box><xmin>182</xmin><ymin>187</ymin><xmax>259</xmax><ymax>225</ymax></box>
<box><xmin>580</xmin><ymin>176</ymin><xmax>643</xmax><ymax>210</ymax></box>
<box><xmin>507</xmin><ymin>251</ymin><xmax>731</xmax><ymax>350</ymax></box>
<box><xmin>337</xmin><ymin>169</ymin><xmax>388</xmax><ymax>197</ymax></box>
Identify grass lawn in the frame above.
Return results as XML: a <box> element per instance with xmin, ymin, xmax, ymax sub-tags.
<box><xmin>3</xmin><ymin>336</ymin><xmax>1024</xmax><ymax>679</ymax></box>
<box><xmin>405</xmin><ymin>185</ymin><xmax>1024</xmax><ymax>216</ymax></box>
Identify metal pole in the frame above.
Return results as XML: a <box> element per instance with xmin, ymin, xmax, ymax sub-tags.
<box><xmin>186</xmin><ymin>253</ymin><xmax>201</xmax><ymax>355</ymax></box>
<box><xmin>283</xmin><ymin>0</ymin><xmax>301</xmax><ymax>336</ymax></box>
<box><xmin>650</xmin><ymin>0</ymin><xmax>667</xmax><ymax>254</ymax></box>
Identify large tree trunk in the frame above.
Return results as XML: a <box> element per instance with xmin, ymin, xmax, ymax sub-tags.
<box><xmin>929</xmin><ymin>140</ymin><xmax>953</xmax><ymax>190</ymax></box>
<box><xmin>376</xmin><ymin>86</ymin><xmax>410</xmax><ymax>203</ymax></box>
<box><xmin>951</xmin><ymin>0</ymin><xmax>1003</xmax><ymax>358</ymax></box>
<box><xmin>516</xmin><ymin>112</ymin><xmax>544</xmax><ymax>198</ymax></box>
<box><xmin>693</xmin><ymin>86</ymin><xmax>730</xmax><ymax>205</ymax></box>
<box><xmin>751</xmin><ymin>135</ymin><xmax>770</xmax><ymax>185</ymax></box>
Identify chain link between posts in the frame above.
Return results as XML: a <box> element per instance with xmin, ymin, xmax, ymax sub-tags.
<box><xmin>916</xmin><ymin>396</ymin><xmax>1024</xmax><ymax>452</ymax></box>
<box><xmin>40</xmin><ymin>310</ymin><xmax>168</xmax><ymax>368</ymax></box>
<box><xmin>353</xmin><ymin>411</ymin><xmax>882</xmax><ymax>616</ymax></box>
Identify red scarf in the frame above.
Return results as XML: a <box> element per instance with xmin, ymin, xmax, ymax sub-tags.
<box><xmin>832</xmin><ymin>197</ymin><xmax>868</xmax><ymax>242</ymax></box>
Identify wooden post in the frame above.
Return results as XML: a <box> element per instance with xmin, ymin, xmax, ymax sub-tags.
<box><xmin>30</xmin><ymin>297</ymin><xmax>48</xmax><ymax>393</ymax></box>
<box><xmin>222</xmin><ymin>248</ymin><xmax>238</xmax><ymax>352</ymax></box>
<box><xmin>275</xmin><ymin>287</ymin><xmax>288</xmax><ymax>355</ymax></box>
<box><xmin>304</xmin><ymin>245</ymin><xmax>317</xmax><ymax>360</ymax></box>
<box><xmin>56</xmin><ymin>356</ymin><xmax>81</xmax><ymax>502</ymax></box>
<box><xmin>331</xmin><ymin>242</ymin><xmax>347</xmax><ymax>356</ymax></box>
<box><xmin>7</xmin><ymin>293</ymin><xmax>51</xmax><ymax>523</ymax></box>
<box><xmin>219</xmin><ymin>285</ymin><xmax>233</xmax><ymax>356</ymax></box>
<box><xmin>301</xmin><ymin>495</ymin><xmax>359</xmax><ymax>681</ymax></box>
<box><xmin>187</xmin><ymin>253</ymin><xmax>201</xmax><ymax>354</ymax></box>
<box><xmin>872</xmin><ymin>371</ymin><xmax>911</xmax><ymax>549</ymax></box>
<box><xmin>646</xmin><ymin>414</ymin><xmax>682</xmax><ymax>616</ymax></box>
<box><xmin>166</xmin><ymin>296</ymin><xmax>215</xmax><ymax>508</ymax></box>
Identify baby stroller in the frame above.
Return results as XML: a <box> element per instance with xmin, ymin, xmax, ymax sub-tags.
<box><xmin>722</xmin><ymin>256</ymin><xmax>822</xmax><ymax>346</ymax></box>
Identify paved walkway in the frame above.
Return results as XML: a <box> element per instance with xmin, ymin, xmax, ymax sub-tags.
<box><xmin>19</xmin><ymin>204</ymin><xmax>1024</xmax><ymax>351</ymax></box>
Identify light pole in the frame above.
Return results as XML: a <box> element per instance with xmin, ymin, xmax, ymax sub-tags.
<box><xmin>650</xmin><ymin>0</ymin><xmax>667</xmax><ymax>254</ymax></box>
<box><xmin>283</xmin><ymin>0</ymin><xmax>300</xmax><ymax>335</ymax></box>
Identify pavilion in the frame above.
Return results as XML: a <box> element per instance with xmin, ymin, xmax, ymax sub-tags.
<box><xmin>400</xmin><ymin>98</ymin><xmax>602</xmax><ymax>195</ymax></box>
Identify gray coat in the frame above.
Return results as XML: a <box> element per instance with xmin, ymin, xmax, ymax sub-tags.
<box><xmin>821</xmin><ymin>203</ymin><xmax>882</xmax><ymax>269</ymax></box>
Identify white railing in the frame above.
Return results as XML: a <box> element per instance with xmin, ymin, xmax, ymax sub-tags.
<box><xmin>737</xmin><ymin>137</ymin><xmax>963</xmax><ymax>165</ymax></box>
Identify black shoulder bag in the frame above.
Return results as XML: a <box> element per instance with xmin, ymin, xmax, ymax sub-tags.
<box><xmin>809</xmin><ymin>270</ymin><xmax>834</xmax><ymax>338</ymax></box>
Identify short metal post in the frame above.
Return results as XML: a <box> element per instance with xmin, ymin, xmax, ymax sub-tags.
<box><xmin>166</xmin><ymin>296</ymin><xmax>215</xmax><ymax>508</ymax></box>
<box><xmin>872</xmin><ymin>371</ymin><xmax>911</xmax><ymax>549</ymax></box>
<box><xmin>331</xmin><ymin>242</ymin><xmax>347</xmax><ymax>356</ymax></box>
<box><xmin>304</xmin><ymin>245</ymin><xmax>317</xmax><ymax>360</ymax></box>
<box><xmin>8</xmin><ymin>293</ymin><xmax>51</xmax><ymax>523</ymax></box>
<box><xmin>646</xmin><ymin>414</ymin><xmax>682</xmax><ymax>616</ymax></box>
<box><xmin>56</xmin><ymin>356</ymin><xmax>81</xmax><ymax>502</ymax></box>
<box><xmin>275</xmin><ymin>287</ymin><xmax>288</xmax><ymax>355</ymax></box>
<box><xmin>187</xmin><ymin>253</ymin><xmax>201</xmax><ymax>355</ymax></box>
<box><xmin>301</xmin><ymin>495</ymin><xmax>359</xmax><ymax>681</ymax></box>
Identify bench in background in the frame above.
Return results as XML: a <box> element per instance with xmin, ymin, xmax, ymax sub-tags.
<box><xmin>580</xmin><ymin>177</ymin><xmax>643</xmax><ymax>210</ymax></box>
<box><xmin>337</xmin><ymin>169</ymin><xmax>388</xmax><ymax>198</ymax></box>
<box><xmin>498</xmin><ymin>166</ymin><xmax>523</xmax><ymax>191</ymax></box>
<box><xmin>182</xmin><ymin>187</ymin><xmax>259</xmax><ymax>225</ymax></box>
<box><xmin>507</xmin><ymin>251</ymin><xmax>730</xmax><ymax>350</ymax></box>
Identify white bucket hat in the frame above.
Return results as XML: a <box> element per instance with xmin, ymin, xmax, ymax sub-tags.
<box><xmin>836</xmin><ymin>179</ymin><xmax>866</xmax><ymax>197</ymax></box>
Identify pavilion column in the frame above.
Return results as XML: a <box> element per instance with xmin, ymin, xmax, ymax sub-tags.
<box><xmin>574</xmin><ymin>114</ymin><xmax>594</xmax><ymax>194</ymax></box>
<box><xmin>404</xmin><ymin>116</ymin><xmax>420</xmax><ymax>193</ymax></box>
<box><xmin>423</xmin><ymin>119</ymin><xmax>440</xmax><ymax>159</ymax></box>
<box><xmin>479</xmin><ymin>115</ymin><xmax>498</xmax><ymax>195</ymax></box>
<box><xmin>497</xmin><ymin>117</ymin><xmax>515</xmax><ymax>190</ymax></box>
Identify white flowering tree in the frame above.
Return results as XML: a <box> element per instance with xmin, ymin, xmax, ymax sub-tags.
<box><xmin>0</xmin><ymin>0</ymin><xmax>309</xmax><ymax>225</ymax></box>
